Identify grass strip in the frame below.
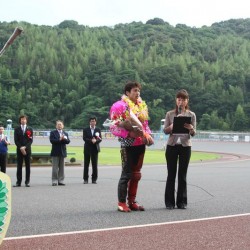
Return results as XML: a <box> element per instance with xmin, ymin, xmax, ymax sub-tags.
<box><xmin>8</xmin><ymin>145</ymin><xmax>220</xmax><ymax>165</ymax></box>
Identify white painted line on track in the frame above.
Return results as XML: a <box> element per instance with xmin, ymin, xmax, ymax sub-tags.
<box><xmin>5</xmin><ymin>213</ymin><xmax>250</xmax><ymax>241</ymax></box>
<box><xmin>195</xmin><ymin>158</ymin><xmax>250</xmax><ymax>165</ymax></box>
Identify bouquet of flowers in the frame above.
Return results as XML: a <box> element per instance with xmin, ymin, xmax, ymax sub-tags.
<box><xmin>109</xmin><ymin>100</ymin><xmax>142</xmax><ymax>128</ymax></box>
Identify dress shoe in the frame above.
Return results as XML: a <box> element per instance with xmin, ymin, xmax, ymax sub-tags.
<box><xmin>166</xmin><ymin>205</ymin><xmax>175</xmax><ymax>210</ymax></box>
<box><xmin>58</xmin><ymin>183</ymin><xmax>65</xmax><ymax>186</ymax></box>
<box><xmin>83</xmin><ymin>180</ymin><xmax>88</xmax><ymax>184</ymax></box>
<box><xmin>13</xmin><ymin>184</ymin><xmax>21</xmax><ymax>187</ymax></box>
<box><xmin>92</xmin><ymin>181</ymin><xmax>97</xmax><ymax>184</ymax></box>
<box><xmin>177</xmin><ymin>204</ymin><xmax>187</xmax><ymax>209</ymax></box>
<box><xmin>52</xmin><ymin>183</ymin><xmax>57</xmax><ymax>186</ymax></box>
<box><xmin>25</xmin><ymin>184</ymin><xmax>30</xmax><ymax>187</ymax></box>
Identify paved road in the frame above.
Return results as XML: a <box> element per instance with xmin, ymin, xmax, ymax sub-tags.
<box><xmin>2</xmin><ymin>140</ymin><xmax>250</xmax><ymax>249</ymax></box>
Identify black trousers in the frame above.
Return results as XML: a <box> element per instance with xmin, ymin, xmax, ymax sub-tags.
<box><xmin>16</xmin><ymin>151</ymin><xmax>31</xmax><ymax>185</ymax></box>
<box><xmin>83</xmin><ymin>149</ymin><xmax>98</xmax><ymax>181</ymax></box>
<box><xmin>118</xmin><ymin>145</ymin><xmax>145</xmax><ymax>203</ymax></box>
<box><xmin>0</xmin><ymin>153</ymin><xmax>7</xmax><ymax>173</ymax></box>
<box><xmin>165</xmin><ymin>145</ymin><xmax>191</xmax><ymax>207</ymax></box>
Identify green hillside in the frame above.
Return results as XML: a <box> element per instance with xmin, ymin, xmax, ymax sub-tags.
<box><xmin>0</xmin><ymin>18</ymin><xmax>250</xmax><ymax>130</ymax></box>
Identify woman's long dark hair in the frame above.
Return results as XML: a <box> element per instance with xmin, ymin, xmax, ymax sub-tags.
<box><xmin>175</xmin><ymin>89</ymin><xmax>189</xmax><ymax>115</ymax></box>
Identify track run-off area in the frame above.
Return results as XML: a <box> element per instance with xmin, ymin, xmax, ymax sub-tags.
<box><xmin>2</xmin><ymin>140</ymin><xmax>250</xmax><ymax>249</ymax></box>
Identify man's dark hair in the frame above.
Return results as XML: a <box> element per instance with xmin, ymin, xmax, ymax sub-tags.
<box><xmin>89</xmin><ymin>117</ymin><xmax>97</xmax><ymax>122</ymax></box>
<box><xmin>19</xmin><ymin>115</ymin><xmax>28</xmax><ymax>124</ymax></box>
<box><xmin>124</xmin><ymin>80</ymin><xmax>141</xmax><ymax>94</ymax></box>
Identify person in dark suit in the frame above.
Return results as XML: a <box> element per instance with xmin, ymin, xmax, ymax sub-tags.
<box><xmin>13</xmin><ymin>115</ymin><xmax>33</xmax><ymax>187</ymax></box>
<box><xmin>50</xmin><ymin>120</ymin><xmax>70</xmax><ymax>186</ymax></box>
<box><xmin>83</xmin><ymin>117</ymin><xmax>102</xmax><ymax>184</ymax></box>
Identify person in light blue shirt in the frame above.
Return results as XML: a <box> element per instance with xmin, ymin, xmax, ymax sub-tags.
<box><xmin>0</xmin><ymin>126</ymin><xmax>10</xmax><ymax>173</ymax></box>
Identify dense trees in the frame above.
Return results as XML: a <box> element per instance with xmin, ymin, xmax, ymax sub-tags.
<box><xmin>0</xmin><ymin>18</ymin><xmax>250</xmax><ymax>131</ymax></box>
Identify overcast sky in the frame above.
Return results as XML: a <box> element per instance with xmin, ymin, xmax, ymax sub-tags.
<box><xmin>1</xmin><ymin>0</ymin><xmax>249</xmax><ymax>28</ymax></box>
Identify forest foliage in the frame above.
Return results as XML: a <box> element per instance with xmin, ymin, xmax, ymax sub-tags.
<box><xmin>0</xmin><ymin>18</ymin><xmax>250</xmax><ymax>131</ymax></box>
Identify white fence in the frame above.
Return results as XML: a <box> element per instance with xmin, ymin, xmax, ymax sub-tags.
<box><xmin>6</xmin><ymin>129</ymin><xmax>250</xmax><ymax>143</ymax></box>
<box><xmin>34</xmin><ymin>130</ymin><xmax>250</xmax><ymax>142</ymax></box>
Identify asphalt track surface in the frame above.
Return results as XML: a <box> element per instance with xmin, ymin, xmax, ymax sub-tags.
<box><xmin>2</xmin><ymin>140</ymin><xmax>250</xmax><ymax>249</ymax></box>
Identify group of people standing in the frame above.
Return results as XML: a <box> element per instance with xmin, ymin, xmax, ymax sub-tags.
<box><xmin>11</xmin><ymin>116</ymin><xmax>67</xmax><ymax>187</ymax></box>
<box><xmin>110</xmin><ymin>81</ymin><xmax>196</xmax><ymax>212</ymax></box>
<box><xmin>45</xmin><ymin>118</ymin><xmax>102</xmax><ymax>186</ymax></box>
<box><xmin>1</xmin><ymin>80</ymin><xmax>196</xmax><ymax>212</ymax></box>
<box><xmin>9</xmin><ymin>117</ymin><xmax>102</xmax><ymax>187</ymax></box>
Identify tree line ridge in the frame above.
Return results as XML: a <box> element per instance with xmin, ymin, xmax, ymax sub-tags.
<box><xmin>0</xmin><ymin>18</ymin><xmax>250</xmax><ymax>131</ymax></box>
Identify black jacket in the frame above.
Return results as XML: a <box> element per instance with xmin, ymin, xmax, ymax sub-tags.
<box><xmin>83</xmin><ymin>127</ymin><xmax>102</xmax><ymax>153</ymax></box>
<box><xmin>14</xmin><ymin>126</ymin><xmax>33</xmax><ymax>154</ymax></box>
<box><xmin>50</xmin><ymin>130</ymin><xmax>70</xmax><ymax>157</ymax></box>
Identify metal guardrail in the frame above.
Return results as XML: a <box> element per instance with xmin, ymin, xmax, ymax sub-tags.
<box><xmin>6</xmin><ymin>129</ymin><xmax>250</xmax><ymax>143</ymax></box>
